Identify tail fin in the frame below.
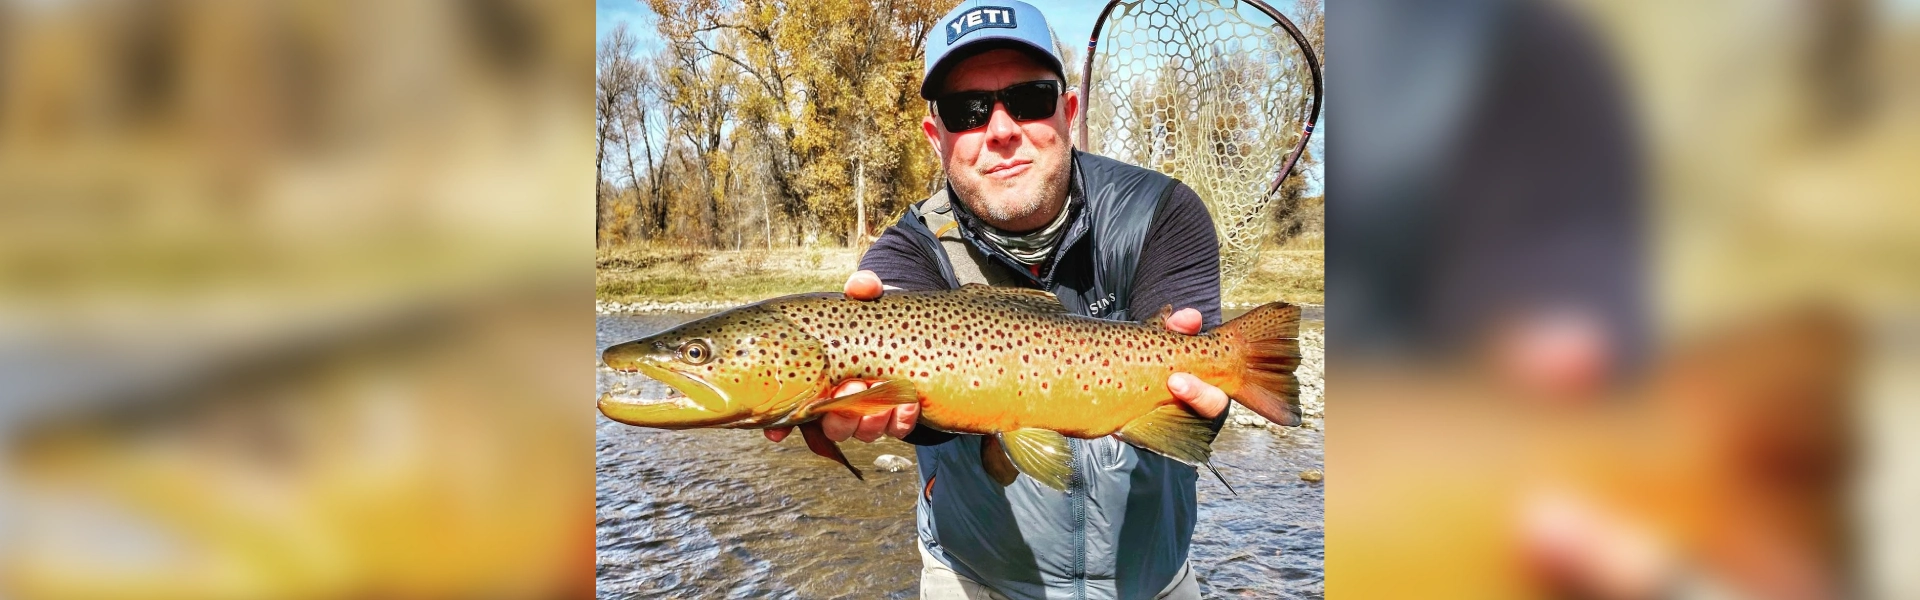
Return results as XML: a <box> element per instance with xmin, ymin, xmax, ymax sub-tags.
<box><xmin>1219</xmin><ymin>302</ymin><xmax>1303</xmax><ymax>426</ymax></box>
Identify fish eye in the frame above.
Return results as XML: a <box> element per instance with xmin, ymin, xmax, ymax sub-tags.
<box><xmin>679</xmin><ymin>340</ymin><xmax>713</xmax><ymax>365</ymax></box>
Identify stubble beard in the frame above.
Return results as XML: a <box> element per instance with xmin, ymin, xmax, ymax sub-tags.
<box><xmin>947</xmin><ymin>144</ymin><xmax>1072</xmax><ymax>232</ymax></box>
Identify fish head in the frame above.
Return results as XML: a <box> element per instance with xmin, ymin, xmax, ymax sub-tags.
<box><xmin>599</xmin><ymin>304</ymin><xmax>831</xmax><ymax>429</ymax></box>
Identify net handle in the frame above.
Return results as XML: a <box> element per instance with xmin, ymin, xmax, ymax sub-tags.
<box><xmin>1075</xmin><ymin>0</ymin><xmax>1324</xmax><ymax>198</ymax></box>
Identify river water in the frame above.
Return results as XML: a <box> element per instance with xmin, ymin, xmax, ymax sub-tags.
<box><xmin>596</xmin><ymin>310</ymin><xmax>1324</xmax><ymax>599</ymax></box>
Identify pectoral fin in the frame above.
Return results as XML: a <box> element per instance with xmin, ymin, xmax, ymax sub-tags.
<box><xmin>998</xmin><ymin>428</ymin><xmax>1074</xmax><ymax>492</ymax></box>
<box><xmin>807</xmin><ymin>379</ymin><xmax>919</xmax><ymax>418</ymax></box>
<box><xmin>980</xmin><ymin>435</ymin><xmax>1019</xmax><ymax>487</ymax></box>
<box><xmin>798</xmin><ymin>421</ymin><xmax>863</xmax><ymax>480</ymax></box>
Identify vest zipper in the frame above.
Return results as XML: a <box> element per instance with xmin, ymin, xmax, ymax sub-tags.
<box><xmin>1071</xmin><ymin>437</ymin><xmax>1088</xmax><ymax>600</ymax></box>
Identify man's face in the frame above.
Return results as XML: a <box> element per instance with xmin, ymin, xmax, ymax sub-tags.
<box><xmin>923</xmin><ymin>48</ymin><xmax>1080</xmax><ymax>233</ymax></box>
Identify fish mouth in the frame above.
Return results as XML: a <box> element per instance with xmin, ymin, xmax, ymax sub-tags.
<box><xmin>599</xmin><ymin>338</ymin><xmax>745</xmax><ymax>426</ymax></box>
<box><xmin>598</xmin><ymin>361</ymin><xmax>746</xmax><ymax>428</ymax></box>
<box><xmin>600</xmin><ymin>339</ymin><xmax>658</xmax><ymax>373</ymax></box>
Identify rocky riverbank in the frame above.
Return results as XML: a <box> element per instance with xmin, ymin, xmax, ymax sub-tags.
<box><xmin>597</xmin><ymin>245</ymin><xmax>1323</xmax><ymax>308</ymax></box>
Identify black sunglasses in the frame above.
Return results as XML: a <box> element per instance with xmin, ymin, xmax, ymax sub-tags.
<box><xmin>933</xmin><ymin>80</ymin><xmax>1061</xmax><ymax>133</ymax></box>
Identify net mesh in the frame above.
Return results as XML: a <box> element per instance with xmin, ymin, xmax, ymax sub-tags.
<box><xmin>1079</xmin><ymin>0</ymin><xmax>1317</xmax><ymax>297</ymax></box>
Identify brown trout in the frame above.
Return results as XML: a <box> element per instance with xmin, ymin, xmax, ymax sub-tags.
<box><xmin>598</xmin><ymin>284</ymin><xmax>1301</xmax><ymax>490</ymax></box>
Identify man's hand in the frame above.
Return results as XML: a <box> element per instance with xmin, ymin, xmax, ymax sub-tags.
<box><xmin>765</xmin><ymin>270</ymin><xmax>920</xmax><ymax>446</ymax></box>
<box><xmin>1162</xmin><ymin>307</ymin><xmax>1230</xmax><ymax>420</ymax></box>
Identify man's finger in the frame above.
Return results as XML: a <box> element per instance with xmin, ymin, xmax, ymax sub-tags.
<box><xmin>819</xmin><ymin>381</ymin><xmax>869</xmax><ymax>441</ymax></box>
<box><xmin>1168</xmin><ymin>372</ymin><xmax>1229</xmax><ymax>419</ymax></box>
<box><xmin>829</xmin><ymin>379</ymin><xmax>870</xmax><ymax>398</ymax></box>
<box><xmin>1165</xmin><ymin>307</ymin><xmax>1204</xmax><ymax>335</ymax></box>
<box><xmin>845</xmin><ymin>270</ymin><xmax>884</xmax><ymax>301</ymax></box>
<box><xmin>765</xmin><ymin>427</ymin><xmax>791</xmax><ymax>443</ymax></box>
<box><xmin>854</xmin><ymin>412</ymin><xmax>889</xmax><ymax>443</ymax></box>
<box><xmin>821</xmin><ymin>412</ymin><xmax>857</xmax><ymax>442</ymax></box>
<box><xmin>887</xmin><ymin>404</ymin><xmax>919</xmax><ymax>439</ymax></box>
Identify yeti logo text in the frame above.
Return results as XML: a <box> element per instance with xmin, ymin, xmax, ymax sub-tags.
<box><xmin>946</xmin><ymin>7</ymin><xmax>1017</xmax><ymax>44</ymax></box>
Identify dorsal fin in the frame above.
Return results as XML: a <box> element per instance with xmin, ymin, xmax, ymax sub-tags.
<box><xmin>955</xmin><ymin>283</ymin><xmax>1066</xmax><ymax>314</ymax></box>
<box><xmin>1141</xmin><ymin>304</ymin><xmax>1175</xmax><ymax>329</ymax></box>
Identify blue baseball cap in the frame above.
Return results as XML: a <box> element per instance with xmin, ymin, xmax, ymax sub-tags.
<box><xmin>920</xmin><ymin>0</ymin><xmax>1066</xmax><ymax>99</ymax></box>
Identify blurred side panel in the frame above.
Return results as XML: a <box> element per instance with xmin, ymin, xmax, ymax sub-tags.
<box><xmin>1327</xmin><ymin>0</ymin><xmax>1918</xmax><ymax>598</ymax></box>
<box><xmin>0</xmin><ymin>0</ymin><xmax>594</xmax><ymax>597</ymax></box>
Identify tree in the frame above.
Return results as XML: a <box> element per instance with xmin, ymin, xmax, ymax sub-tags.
<box><xmin>648</xmin><ymin>0</ymin><xmax>944</xmax><ymax>247</ymax></box>
<box><xmin>597</xmin><ymin>25</ymin><xmax>643</xmax><ymax>246</ymax></box>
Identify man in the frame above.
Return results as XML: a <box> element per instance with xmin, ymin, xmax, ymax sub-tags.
<box><xmin>766</xmin><ymin>2</ymin><xmax>1239</xmax><ymax>597</ymax></box>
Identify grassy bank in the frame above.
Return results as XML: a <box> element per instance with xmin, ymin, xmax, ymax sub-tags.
<box><xmin>597</xmin><ymin>238</ymin><xmax>1322</xmax><ymax>308</ymax></box>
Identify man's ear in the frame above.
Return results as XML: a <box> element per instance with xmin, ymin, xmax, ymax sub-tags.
<box><xmin>922</xmin><ymin>114</ymin><xmax>944</xmax><ymax>163</ymax></box>
<box><xmin>1063</xmin><ymin>86</ymin><xmax>1081</xmax><ymax>144</ymax></box>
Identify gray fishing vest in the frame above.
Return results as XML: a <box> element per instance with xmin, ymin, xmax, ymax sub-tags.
<box><xmin>891</xmin><ymin>150</ymin><xmax>1193</xmax><ymax>600</ymax></box>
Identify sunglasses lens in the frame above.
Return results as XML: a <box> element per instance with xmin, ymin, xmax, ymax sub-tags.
<box><xmin>937</xmin><ymin>94</ymin><xmax>993</xmax><ymax>132</ymax></box>
<box><xmin>1002</xmin><ymin>82</ymin><xmax>1059</xmax><ymax>120</ymax></box>
<box><xmin>935</xmin><ymin>81</ymin><xmax>1059</xmax><ymax>132</ymax></box>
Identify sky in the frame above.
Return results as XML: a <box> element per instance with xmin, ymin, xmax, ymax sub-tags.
<box><xmin>596</xmin><ymin>0</ymin><xmax>662</xmax><ymax>53</ymax></box>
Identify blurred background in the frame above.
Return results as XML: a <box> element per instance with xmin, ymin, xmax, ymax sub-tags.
<box><xmin>1328</xmin><ymin>0</ymin><xmax>1918</xmax><ymax>598</ymax></box>
<box><xmin>0</xmin><ymin>0</ymin><xmax>594</xmax><ymax>597</ymax></box>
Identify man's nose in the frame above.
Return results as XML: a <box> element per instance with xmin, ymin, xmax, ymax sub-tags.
<box><xmin>983</xmin><ymin>101</ymin><xmax>1021</xmax><ymax>144</ymax></box>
